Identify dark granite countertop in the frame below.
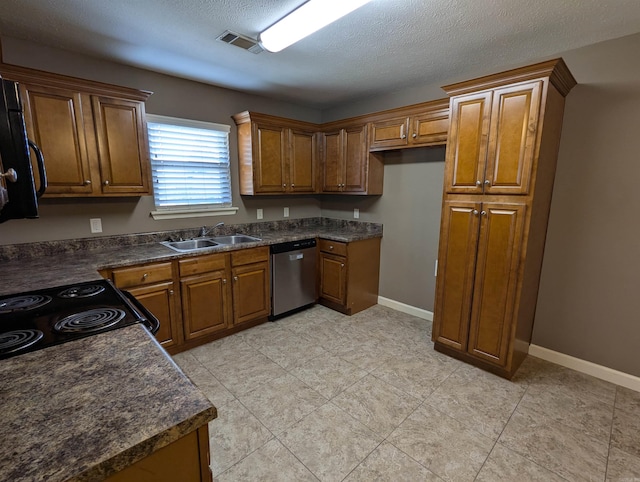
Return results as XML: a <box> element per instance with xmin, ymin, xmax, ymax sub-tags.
<box><xmin>0</xmin><ymin>218</ymin><xmax>383</xmax><ymax>296</ymax></box>
<box><xmin>0</xmin><ymin>324</ymin><xmax>217</xmax><ymax>482</ymax></box>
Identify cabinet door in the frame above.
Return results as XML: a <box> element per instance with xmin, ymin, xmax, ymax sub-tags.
<box><xmin>181</xmin><ymin>271</ymin><xmax>229</xmax><ymax>340</ymax></box>
<box><xmin>319</xmin><ymin>252</ymin><xmax>347</xmax><ymax>305</ymax></box>
<box><xmin>126</xmin><ymin>281</ymin><xmax>180</xmax><ymax>349</ymax></box>
<box><xmin>231</xmin><ymin>261</ymin><xmax>270</xmax><ymax>325</ymax></box>
<box><xmin>444</xmin><ymin>91</ymin><xmax>492</xmax><ymax>194</ymax></box>
<box><xmin>253</xmin><ymin>122</ymin><xmax>286</xmax><ymax>193</ymax></box>
<box><xmin>91</xmin><ymin>96</ymin><xmax>150</xmax><ymax>195</ymax></box>
<box><xmin>343</xmin><ymin>125</ymin><xmax>367</xmax><ymax>193</ymax></box>
<box><xmin>432</xmin><ymin>201</ymin><xmax>482</xmax><ymax>350</ymax></box>
<box><xmin>288</xmin><ymin>129</ymin><xmax>316</xmax><ymax>193</ymax></box>
<box><xmin>411</xmin><ymin>110</ymin><xmax>449</xmax><ymax>146</ymax></box>
<box><xmin>369</xmin><ymin>116</ymin><xmax>409</xmax><ymax>150</ymax></box>
<box><xmin>322</xmin><ymin>130</ymin><xmax>343</xmax><ymax>192</ymax></box>
<box><xmin>20</xmin><ymin>84</ymin><xmax>94</xmax><ymax>194</ymax></box>
<box><xmin>484</xmin><ymin>81</ymin><xmax>542</xmax><ymax>195</ymax></box>
<box><xmin>467</xmin><ymin>203</ymin><xmax>526</xmax><ymax>366</ymax></box>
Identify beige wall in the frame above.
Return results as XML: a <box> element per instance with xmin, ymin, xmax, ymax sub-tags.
<box><xmin>0</xmin><ymin>37</ymin><xmax>322</xmax><ymax>244</ymax></box>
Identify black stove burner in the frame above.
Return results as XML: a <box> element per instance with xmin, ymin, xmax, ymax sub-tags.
<box><xmin>0</xmin><ymin>329</ymin><xmax>44</xmax><ymax>355</ymax></box>
<box><xmin>58</xmin><ymin>284</ymin><xmax>106</xmax><ymax>299</ymax></box>
<box><xmin>54</xmin><ymin>308</ymin><xmax>126</xmax><ymax>334</ymax></box>
<box><xmin>0</xmin><ymin>295</ymin><xmax>52</xmax><ymax>314</ymax></box>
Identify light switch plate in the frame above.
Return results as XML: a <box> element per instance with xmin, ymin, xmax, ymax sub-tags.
<box><xmin>354</xmin><ymin>208</ymin><xmax>359</xmax><ymax>219</ymax></box>
<box><xmin>257</xmin><ymin>208</ymin><xmax>263</xmax><ymax>220</ymax></box>
<box><xmin>90</xmin><ymin>218</ymin><xmax>102</xmax><ymax>233</ymax></box>
<box><xmin>284</xmin><ymin>207</ymin><xmax>289</xmax><ymax>218</ymax></box>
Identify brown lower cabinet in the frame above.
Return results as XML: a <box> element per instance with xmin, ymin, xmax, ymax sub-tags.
<box><xmin>107</xmin><ymin>247</ymin><xmax>271</xmax><ymax>354</ymax></box>
<box><xmin>109</xmin><ymin>261</ymin><xmax>180</xmax><ymax>350</ymax></box>
<box><xmin>318</xmin><ymin>237</ymin><xmax>381</xmax><ymax>315</ymax></box>
<box><xmin>108</xmin><ymin>241</ymin><xmax>380</xmax><ymax>354</ymax></box>
<box><xmin>104</xmin><ymin>425</ymin><xmax>211</xmax><ymax>482</ymax></box>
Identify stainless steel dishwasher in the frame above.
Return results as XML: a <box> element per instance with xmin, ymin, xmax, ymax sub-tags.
<box><xmin>270</xmin><ymin>238</ymin><xmax>317</xmax><ymax>319</ymax></box>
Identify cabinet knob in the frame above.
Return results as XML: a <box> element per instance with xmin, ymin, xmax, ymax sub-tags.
<box><xmin>341</xmin><ymin>263</ymin><xmax>345</xmax><ymax>268</ymax></box>
<box><xmin>283</xmin><ymin>183</ymin><xmax>287</xmax><ymax>188</ymax></box>
<box><xmin>412</xmin><ymin>133</ymin><xmax>417</xmax><ymax>138</ymax></box>
<box><xmin>103</xmin><ymin>180</ymin><xmax>110</xmax><ymax>186</ymax></box>
<box><xmin>234</xmin><ymin>276</ymin><xmax>238</xmax><ymax>281</ymax></box>
<box><xmin>223</xmin><ymin>279</ymin><xmax>227</xmax><ymax>284</ymax></box>
<box><xmin>291</xmin><ymin>183</ymin><xmax>295</xmax><ymax>187</ymax></box>
<box><xmin>401</xmin><ymin>134</ymin><xmax>406</xmax><ymax>139</ymax></box>
<box><xmin>329</xmin><ymin>245</ymin><xmax>334</xmax><ymax>250</ymax></box>
<box><xmin>484</xmin><ymin>180</ymin><xmax>490</xmax><ymax>186</ymax></box>
<box><xmin>481</xmin><ymin>210</ymin><xmax>487</xmax><ymax>216</ymax></box>
<box><xmin>169</xmin><ymin>289</ymin><xmax>174</xmax><ymax>295</ymax></box>
<box><xmin>472</xmin><ymin>210</ymin><xmax>479</xmax><ymax>215</ymax></box>
<box><xmin>84</xmin><ymin>179</ymin><xmax>92</xmax><ymax>185</ymax></box>
<box><xmin>476</xmin><ymin>180</ymin><xmax>482</xmax><ymax>186</ymax></box>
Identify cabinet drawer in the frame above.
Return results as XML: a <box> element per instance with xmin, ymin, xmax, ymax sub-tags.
<box><xmin>179</xmin><ymin>253</ymin><xmax>226</xmax><ymax>277</ymax></box>
<box><xmin>112</xmin><ymin>262</ymin><xmax>173</xmax><ymax>288</ymax></box>
<box><xmin>318</xmin><ymin>239</ymin><xmax>347</xmax><ymax>256</ymax></box>
<box><xmin>231</xmin><ymin>247</ymin><xmax>269</xmax><ymax>267</ymax></box>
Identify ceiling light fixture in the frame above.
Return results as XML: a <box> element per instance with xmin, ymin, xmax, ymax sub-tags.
<box><xmin>258</xmin><ymin>0</ymin><xmax>373</xmax><ymax>53</ymax></box>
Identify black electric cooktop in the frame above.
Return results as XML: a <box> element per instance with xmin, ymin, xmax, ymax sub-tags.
<box><xmin>0</xmin><ymin>279</ymin><xmax>159</xmax><ymax>360</ymax></box>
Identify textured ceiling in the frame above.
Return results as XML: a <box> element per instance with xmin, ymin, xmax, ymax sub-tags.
<box><xmin>0</xmin><ymin>0</ymin><xmax>640</xmax><ymax>109</ymax></box>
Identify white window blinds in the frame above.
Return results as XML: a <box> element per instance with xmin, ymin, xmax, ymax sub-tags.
<box><xmin>146</xmin><ymin>115</ymin><xmax>232</xmax><ymax>210</ymax></box>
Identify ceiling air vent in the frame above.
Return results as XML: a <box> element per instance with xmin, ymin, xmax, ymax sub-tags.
<box><xmin>216</xmin><ymin>31</ymin><xmax>263</xmax><ymax>54</ymax></box>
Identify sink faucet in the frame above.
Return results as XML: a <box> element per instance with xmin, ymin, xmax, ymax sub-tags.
<box><xmin>199</xmin><ymin>222</ymin><xmax>224</xmax><ymax>237</ymax></box>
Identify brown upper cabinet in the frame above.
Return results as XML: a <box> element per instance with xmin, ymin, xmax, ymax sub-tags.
<box><xmin>0</xmin><ymin>63</ymin><xmax>152</xmax><ymax>197</ymax></box>
<box><xmin>368</xmin><ymin>99</ymin><xmax>449</xmax><ymax>150</ymax></box>
<box><xmin>444</xmin><ymin>81</ymin><xmax>542</xmax><ymax>195</ymax></box>
<box><xmin>233</xmin><ymin>98</ymin><xmax>450</xmax><ymax>197</ymax></box>
<box><xmin>320</xmin><ymin>123</ymin><xmax>381</xmax><ymax>194</ymax></box>
<box><xmin>232</xmin><ymin>111</ymin><xmax>318</xmax><ymax>195</ymax></box>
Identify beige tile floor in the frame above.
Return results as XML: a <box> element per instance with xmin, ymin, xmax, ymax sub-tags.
<box><xmin>172</xmin><ymin>304</ymin><xmax>640</xmax><ymax>482</ymax></box>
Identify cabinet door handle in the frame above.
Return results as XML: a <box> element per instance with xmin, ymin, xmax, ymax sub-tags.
<box><xmin>283</xmin><ymin>183</ymin><xmax>287</xmax><ymax>188</ymax></box>
<box><xmin>142</xmin><ymin>273</ymin><xmax>148</xmax><ymax>280</ymax></box>
<box><xmin>291</xmin><ymin>183</ymin><xmax>295</xmax><ymax>188</ymax></box>
<box><xmin>412</xmin><ymin>133</ymin><xmax>417</xmax><ymax>138</ymax></box>
<box><xmin>476</xmin><ymin>180</ymin><xmax>482</xmax><ymax>186</ymax></box>
<box><xmin>484</xmin><ymin>180</ymin><xmax>490</xmax><ymax>186</ymax></box>
<box><xmin>472</xmin><ymin>210</ymin><xmax>479</xmax><ymax>215</ymax></box>
<box><xmin>481</xmin><ymin>210</ymin><xmax>487</xmax><ymax>216</ymax></box>
<box><xmin>329</xmin><ymin>245</ymin><xmax>334</xmax><ymax>250</ymax></box>
<box><xmin>340</xmin><ymin>263</ymin><xmax>345</xmax><ymax>268</ymax></box>
<box><xmin>233</xmin><ymin>276</ymin><xmax>238</xmax><ymax>282</ymax></box>
<box><xmin>84</xmin><ymin>179</ymin><xmax>92</xmax><ymax>185</ymax></box>
<box><xmin>169</xmin><ymin>289</ymin><xmax>174</xmax><ymax>295</ymax></box>
<box><xmin>223</xmin><ymin>279</ymin><xmax>227</xmax><ymax>284</ymax></box>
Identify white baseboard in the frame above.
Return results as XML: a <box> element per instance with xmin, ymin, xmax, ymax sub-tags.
<box><xmin>377</xmin><ymin>296</ymin><xmax>433</xmax><ymax>321</ymax></box>
<box><xmin>529</xmin><ymin>344</ymin><xmax>640</xmax><ymax>393</ymax></box>
<box><xmin>376</xmin><ymin>297</ymin><xmax>639</xmax><ymax>392</ymax></box>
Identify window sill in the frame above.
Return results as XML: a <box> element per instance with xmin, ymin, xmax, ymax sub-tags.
<box><xmin>150</xmin><ymin>206</ymin><xmax>239</xmax><ymax>220</ymax></box>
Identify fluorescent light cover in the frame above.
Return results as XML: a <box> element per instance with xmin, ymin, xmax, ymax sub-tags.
<box><xmin>258</xmin><ymin>0</ymin><xmax>372</xmax><ymax>53</ymax></box>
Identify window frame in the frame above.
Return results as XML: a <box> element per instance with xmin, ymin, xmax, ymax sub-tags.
<box><xmin>146</xmin><ymin>114</ymin><xmax>238</xmax><ymax>220</ymax></box>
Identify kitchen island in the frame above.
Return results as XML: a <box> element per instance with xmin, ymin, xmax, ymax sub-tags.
<box><xmin>0</xmin><ymin>323</ymin><xmax>217</xmax><ymax>481</ymax></box>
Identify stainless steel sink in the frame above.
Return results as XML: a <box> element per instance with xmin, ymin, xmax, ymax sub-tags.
<box><xmin>160</xmin><ymin>238</ymin><xmax>219</xmax><ymax>252</ymax></box>
<box><xmin>210</xmin><ymin>235</ymin><xmax>261</xmax><ymax>245</ymax></box>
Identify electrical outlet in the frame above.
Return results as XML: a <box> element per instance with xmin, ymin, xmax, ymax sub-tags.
<box><xmin>284</xmin><ymin>207</ymin><xmax>289</xmax><ymax>218</ymax></box>
<box><xmin>90</xmin><ymin>218</ymin><xmax>102</xmax><ymax>233</ymax></box>
<box><xmin>257</xmin><ymin>208</ymin><xmax>263</xmax><ymax>220</ymax></box>
<box><xmin>354</xmin><ymin>208</ymin><xmax>359</xmax><ymax>219</ymax></box>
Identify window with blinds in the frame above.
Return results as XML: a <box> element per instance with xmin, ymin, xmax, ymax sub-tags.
<box><xmin>146</xmin><ymin>114</ymin><xmax>232</xmax><ymax>213</ymax></box>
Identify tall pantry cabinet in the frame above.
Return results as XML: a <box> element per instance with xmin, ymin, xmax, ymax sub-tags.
<box><xmin>432</xmin><ymin>59</ymin><xmax>576</xmax><ymax>379</ymax></box>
